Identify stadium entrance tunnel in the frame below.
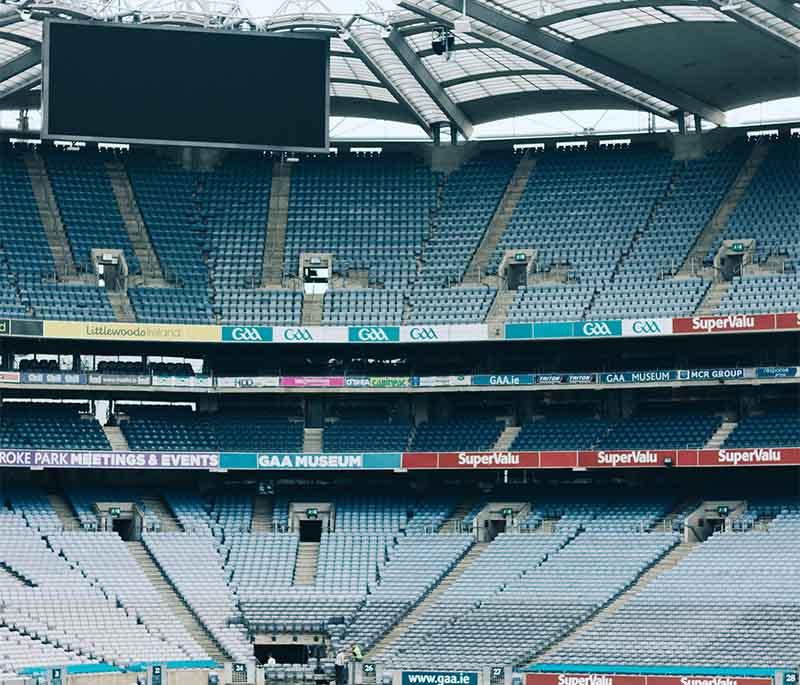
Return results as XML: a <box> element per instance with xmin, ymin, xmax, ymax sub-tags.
<box><xmin>254</xmin><ymin>636</ymin><xmax>326</xmax><ymax>664</ymax></box>
<box><xmin>111</xmin><ymin>517</ymin><xmax>134</xmax><ymax>540</ymax></box>
<box><xmin>299</xmin><ymin>519</ymin><xmax>322</xmax><ymax>542</ymax></box>
<box><xmin>475</xmin><ymin>502</ymin><xmax>530</xmax><ymax>541</ymax></box>
<box><xmin>507</xmin><ymin>261</ymin><xmax>528</xmax><ymax>290</ymax></box>
<box><xmin>289</xmin><ymin>502</ymin><xmax>333</xmax><ymax>536</ymax></box>
<box><xmin>255</xmin><ymin>644</ymin><xmax>309</xmax><ymax>664</ymax></box>
<box><xmin>95</xmin><ymin>502</ymin><xmax>144</xmax><ymax>541</ymax></box>
<box><xmin>685</xmin><ymin>500</ymin><xmax>747</xmax><ymax>541</ymax></box>
<box><xmin>486</xmin><ymin>518</ymin><xmax>506</xmax><ymax>540</ymax></box>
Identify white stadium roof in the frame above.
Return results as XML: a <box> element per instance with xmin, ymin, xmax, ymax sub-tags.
<box><xmin>0</xmin><ymin>0</ymin><xmax>797</xmax><ymax>138</ymax></box>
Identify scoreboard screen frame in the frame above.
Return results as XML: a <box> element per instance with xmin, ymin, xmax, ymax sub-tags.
<box><xmin>42</xmin><ymin>18</ymin><xmax>330</xmax><ymax>153</ymax></box>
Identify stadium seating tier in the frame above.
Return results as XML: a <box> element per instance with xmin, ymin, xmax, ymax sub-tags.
<box><xmin>0</xmin><ymin>139</ymin><xmax>797</xmax><ymax>325</ymax></box>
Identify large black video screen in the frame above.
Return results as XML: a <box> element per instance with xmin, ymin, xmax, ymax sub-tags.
<box><xmin>43</xmin><ymin>19</ymin><xmax>329</xmax><ymax>151</ymax></box>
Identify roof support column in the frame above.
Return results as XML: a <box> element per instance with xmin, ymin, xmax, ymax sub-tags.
<box><xmin>432</xmin><ymin>122</ymin><xmax>442</xmax><ymax>146</ymax></box>
<box><xmin>741</xmin><ymin>0</ymin><xmax>800</xmax><ymax>30</ymax></box>
<box><xmin>385</xmin><ymin>28</ymin><xmax>474</xmax><ymax>139</ymax></box>
<box><xmin>431</xmin><ymin>0</ymin><xmax>727</xmax><ymax>126</ymax></box>
<box><xmin>677</xmin><ymin>111</ymin><xmax>687</xmax><ymax>135</ymax></box>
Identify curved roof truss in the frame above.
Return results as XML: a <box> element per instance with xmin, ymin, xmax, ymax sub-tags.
<box><xmin>0</xmin><ymin>0</ymin><xmax>795</xmax><ymax>139</ymax></box>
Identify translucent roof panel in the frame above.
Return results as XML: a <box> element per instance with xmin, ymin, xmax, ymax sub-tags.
<box><xmin>351</xmin><ymin>24</ymin><xmax>447</xmax><ymax>123</ymax></box>
<box><xmin>0</xmin><ymin>21</ymin><xmax>43</xmax><ymax>41</ymax></box>
<box><xmin>482</xmin><ymin>0</ymin><xmax>539</xmax><ymax>21</ymax></box>
<box><xmin>732</xmin><ymin>1</ymin><xmax>800</xmax><ymax>47</ymax></box>
<box><xmin>405</xmin><ymin>30</ymin><xmax>485</xmax><ymax>52</ymax></box>
<box><xmin>330</xmin><ymin>81</ymin><xmax>397</xmax><ymax>102</ymax></box>
<box><xmin>446</xmin><ymin>72</ymin><xmax>594</xmax><ymax>101</ymax></box>
<box><xmin>421</xmin><ymin>46</ymin><xmax>545</xmax><ymax>83</ymax></box>
<box><xmin>0</xmin><ymin>3</ymin><xmax>795</xmax><ymax>139</ymax></box>
<box><xmin>0</xmin><ymin>63</ymin><xmax>39</xmax><ymax>98</ymax></box>
<box><xmin>484</xmin><ymin>0</ymin><xmax>630</xmax><ymax>21</ymax></box>
<box><xmin>658</xmin><ymin>5</ymin><xmax>734</xmax><ymax>22</ymax></box>
<box><xmin>449</xmin><ymin>0</ymin><xmax>747</xmax><ymax>24</ymax></box>
<box><xmin>329</xmin><ymin>36</ymin><xmax>354</xmax><ymax>55</ymax></box>
<box><xmin>551</xmin><ymin>7</ymin><xmax>678</xmax><ymax>40</ymax></box>
<box><xmin>330</xmin><ymin>55</ymin><xmax>381</xmax><ymax>84</ymax></box>
<box><xmin>0</xmin><ymin>39</ymin><xmax>27</xmax><ymax>67</ymax></box>
<box><xmin>401</xmin><ymin>0</ymin><xmax>676</xmax><ymax>116</ymax></box>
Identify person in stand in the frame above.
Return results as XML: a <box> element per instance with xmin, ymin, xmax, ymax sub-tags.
<box><xmin>335</xmin><ymin>646</ymin><xmax>348</xmax><ymax>685</ymax></box>
<box><xmin>351</xmin><ymin>643</ymin><xmax>363</xmax><ymax>662</ymax></box>
<box><xmin>266</xmin><ymin>654</ymin><xmax>277</xmax><ymax>666</ymax></box>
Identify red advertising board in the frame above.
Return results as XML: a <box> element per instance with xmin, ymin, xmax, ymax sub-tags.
<box><xmin>401</xmin><ymin>448</ymin><xmax>800</xmax><ymax>471</ymax></box>
<box><xmin>527</xmin><ymin>674</ymin><xmax>772</xmax><ymax>685</ymax></box>
<box><xmin>775</xmin><ymin>312</ymin><xmax>800</xmax><ymax>329</ymax></box>
<box><xmin>672</xmin><ymin>314</ymin><xmax>775</xmax><ymax>334</ymax></box>
<box><xmin>696</xmin><ymin>447</ymin><xmax>800</xmax><ymax>467</ymax></box>
<box><xmin>579</xmin><ymin>450</ymin><xmax>676</xmax><ymax>468</ymax></box>
<box><xmin>437</xmin><ymin>451</ymin><xmax>540</xmax><ymax>469</ymax></box>
<box><xmin>648</xmin><ymin>677</ymin><xmax>772</xmax><ymax>685</ymax></box>
<box><xmin>401</xmin><ymin>452</ymin><xmax>438</xmax><ymax>469</ymax></box>
<box><xmin>526</xmin><ymin>674</ymin><xmax>645</xmax><ymax>685</ymax></box>
<box><xmin>540</xmin><ymin>451</ymin><xmax>579</xmax><ymax>469</ymax></box>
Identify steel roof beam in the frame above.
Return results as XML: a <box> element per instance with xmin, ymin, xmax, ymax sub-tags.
<box><xmin>331</xmin><ymin>77</ymin><xmax>383</xmax><ymax>86</ymax></box>
<box><xmin>0</xmin><ymin>85</ymin><xmax>40</xmax><ymax>109</ymax></box>
<box><xmin>715</xmin><ymin>0</ymin><xmax>800</xmax><ymax>52</ymax></box>
<box><xmin>529</xmin><ymin>0</ymin><xmax>715</xmax><ymax>25</ymax></box>
<box><xmin>398</xmin><ymin>0</ymin><xmax>669</xmax><ymax>118</ymax></box>
<box><xmin>433</xmin><ymin>0</ymin><xmax>727</xmax><ymax>125</ymax></box>
<box><xmin>405</xmin><ymin>0</ymin><xmax>716</xmax><ymax>27</ymax></box>
<box><xmin>0</xmin><ymin>47</ymin><xmax>39</xmax><ymax>84</ymax></box>
<box><xmin>0</xmin><ymin>32</ymin><xmax>41</xmax><ymax>50</ymax></box>
<box><xmin>343</xmin><ymin>30</ymin><xmax>434</xmax><ymax>135</ymax></box>
<box><xmin>415</xmin><ymin>42</ymin><xmax>493</xmax><ymax>57</ymax></box>
<box><xmin>733</xmin><ymin>0</ymin><xmax>800</xmax><ymax>27</ymax></box>
<box><xmin>0</xmin><ymin>13</ymin><xmax>21</xmax><ymax>29</ymax></box>
<box><xmin>385</xmin><ymin>27</ymin><xmax>474</xmax><ymax>138</ymax></box>
<box><xmin>441</xmin><ymin>68</ymin><xmax>550</xmax><ymax>87</ymax></box>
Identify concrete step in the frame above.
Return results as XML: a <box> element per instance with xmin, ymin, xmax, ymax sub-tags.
<box><xmin>48</xmin><ymin>493</ymin><xmax>82</xmax><ymax>531</ymax></box>
<box><xmin>695</xmin><ymin>280</ymin><xmax>731</xmax><ymax>315</ymax></box>
<box><xmin>263</xmin><ymin>160</ymin><xmax>292</xmax><ymax>286</ymax></box>
<box><xmin>293</xmin><ymin>542</ymin><xmax>320</xmax><ymax>586</ymax></box>
<box><xmin>301</xmin><ymin>294</ymin><xmax>323</xmax><ymax>325</ymax></box>
<box><xmin>252</xmin><ymin>495</ymin><xmax>275</xmax><ymax>533</ymax></box>
<box><xmin>463</xmin><ymin>153</ymin><xmax>537</xmax><ymax>284</ymax></box>
<box><xmin>24</xmin><ymin>153</ymin><xmax>77</xmax><ymax>278</ymax></box>
<box><xmin>105</xmin><ymin>161</ymin><xmax>164</xmax><ymax>281</ymax></box>
<box><xmin>140</xmin><ymin>496</ymin><xmax>181</xmax><ymax>532</ymax></box>
<box><xmin>303</xmin><ymin>428</ymin><xmax>323</xmax><ymax>453</ymax></box>
<box><xmin>651</xmin><ymin>496</ymin><xmax>699</xmax><ymax>534</ymax></box>
<box><xmin>370</xmin><ymin>542</ymin><xmax>488</xmax><ymax>658</ymax></box>
<box><xmin>439</xmin><ymin>495</ymin><xmax>482</xmax><ymax>534</ymax></box>
<box><xmin>535</xmin><ymin>540</ymin><xmax>696</xmax><ymax>663</ymax></box>
<box><xmin>495</xmin><ymin>425</ymin><xmax>520</xmax><ymax>451</ymax></box>
<box><xmin>706</xmin><ymin>420</ymin><xmax>738</xmax><ymax>449</ymax></box>
<box><xmin>103</xmin><ymin>426</ymin><xmax>129</xmax><ymax>452</ymax></box>
<box><xmin>486</xmin><ymin>290</ymin><xmax>516</xmax><ymax>324</ymax></box>
<box><xmin>127</xmin><ymin>541</ymin><xmax>227</xmax><ymax>662</ymax></box>
<box><xmin>678</xmin><ymin>143</ymin><xmax>771</xmax><ymax>277</ymax></box>
<box><xmin>106</xmin><ymin>290</ymin><xmax>136</xmax><ymax>322</ymax></box>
